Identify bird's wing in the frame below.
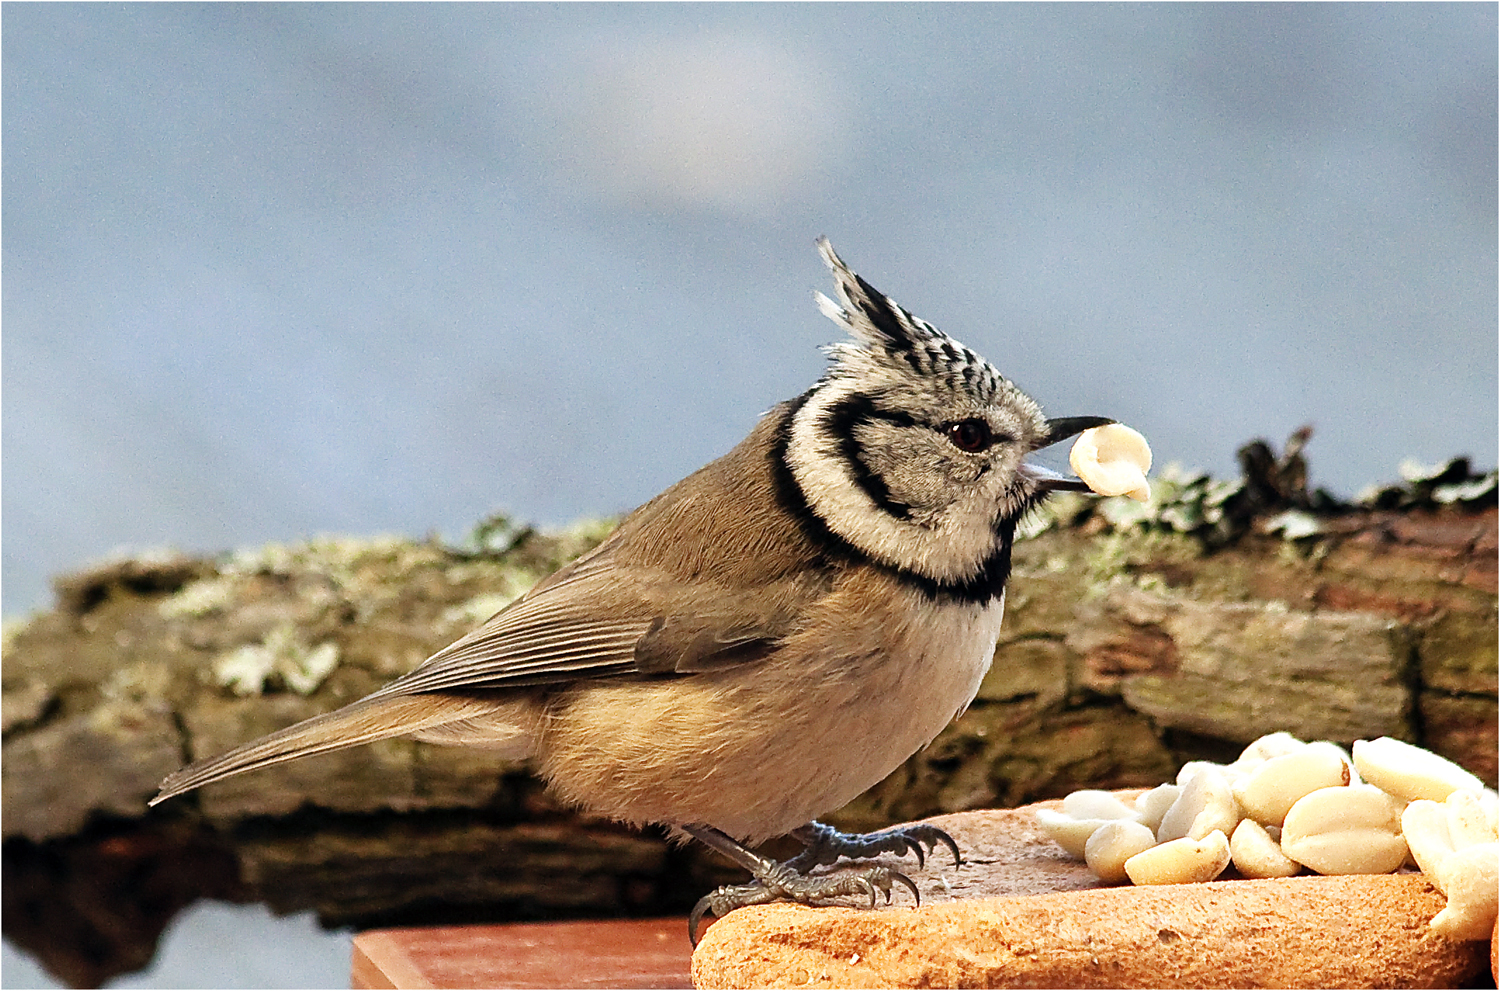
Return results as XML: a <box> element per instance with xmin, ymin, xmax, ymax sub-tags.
<box><xmin>151</xmin><ymin>543</ymin><xmax>832</xmax><ymax>804</ymax></box>
<box><xmin>366</xmin><ymin>554</ymin><xmax>830</xmax><ymax>699</ymax></box>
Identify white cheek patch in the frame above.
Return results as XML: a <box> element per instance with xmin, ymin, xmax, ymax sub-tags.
<box><xmin>1070</xmin><ymin>424</ymin><xmax>1153</xmax><ymax>502</ymax></box>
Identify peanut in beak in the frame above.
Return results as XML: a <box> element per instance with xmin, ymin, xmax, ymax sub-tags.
<box><xmin>1069</xmin><ymin>423</ymin><xmax>1153</xmax><ymax>502</ymax></box>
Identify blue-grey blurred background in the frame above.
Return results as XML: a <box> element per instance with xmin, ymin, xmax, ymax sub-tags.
<box><xmin>3</xmin><ymin>3</ymin><xmax>1495</xmax><ymax>987</ymax></box>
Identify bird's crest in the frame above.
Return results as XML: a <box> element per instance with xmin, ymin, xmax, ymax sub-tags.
<box><xmin>814</xmin><ymin>237</ymin><xmax>1006</xmax><ymax>403</ymax></box>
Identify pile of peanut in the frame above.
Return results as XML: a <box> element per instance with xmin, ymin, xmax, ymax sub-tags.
<box><xmin>1037</xmin><ymin>733</ymin><xmax>1499</xmax><ymax>940</ymax></box>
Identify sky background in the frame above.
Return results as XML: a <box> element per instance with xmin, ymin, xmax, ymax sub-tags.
<box><xmin>3</xmin><ymin>4</ymin><xmax>1496</xmax><ymax>987</ymax></box>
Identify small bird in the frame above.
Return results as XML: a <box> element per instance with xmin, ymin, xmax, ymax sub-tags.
<box><xmin>152</xmin><ymin>239</ymin><xmax>1113</xmax><ymax>942</ymax></box>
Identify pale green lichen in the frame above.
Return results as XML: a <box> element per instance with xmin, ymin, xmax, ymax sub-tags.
<box><xmin>1263</xmin><ymin>509</ymin><xmax>1324</xmax><ymax>541</ymax></box>
<box><xmin>226</xmin><ymin>534</ymin><xmax>441</xmax><ymax>579</ymax></box>
<box><xmin>441</xmin><ymin>591</ymin><xmax>518</xmax><ymax>628</ymax></box>
<box><xmin>1078</xmin><ymin>525</ymin><xmax>1202</xmax><ymax>596</ymax></box>
<box><xmin>159</xmin><ymin>575</ymin><xmax>240</xmax><ymax>619</ymax></box>
<box><xmin>1082</xmin><ymin>531</ymin><xmax>1137</xmax><ymax>591</ymax></box>
<box><xmin>212</xmin><ymin>624</ymin><xmax>341</xmax><ymax>697</ymax></box>
<box><xmin>1106</xmin><ymin>463</ymin><xmax>1248</xmax><ymax>536</ymax></box>
<box><xmin>1360</xmin><ymin>458</ymin><xmax>1498</xmax><ymax>510</ymax></box>
<box><xmin>1017</xmin><ymin>491</ymin><xmax>1090</xmax><ymax>541</ymax></box>
<box><xmin>448</xmin><ymin>513</ymin><xmax>537</xmax><ymax>558</ymax></box>
<box><xmin>1097</xmin><ymin>493</ymin><xmax>1154</xmax><ymax>530</ymax></box>
<box><xmin>1401</xmin><ymin>458</ymin><xmax>1462</xmax><ymax>484</ymax></box>
<box><xmin>101</xmin><ymin>661</ymin><xmax>173</xmax><ymax>702</ymax></box>
<box><xmin>219</xmin><ymin>535</ymin><xmax>460</xmax><ymax>626</ymax></box>
<box><xmin>559</xmin><ymin>516</ymin><xmax>619</xmax><ymax>550</ymax></box>
<box><xmin>1433</xmin><ymin>471</ymin><xmax>1500</xmax><ymax>505</ymax></box>
<box><xmin>1031</xmin><ymin>443</ymin><xmax>1494</xmax><ymax>552</ymax></box>
<box><xmin>1020</xmin><ymin>463</ymin><xmax>1255</xmax><ymax>543</ymax></box>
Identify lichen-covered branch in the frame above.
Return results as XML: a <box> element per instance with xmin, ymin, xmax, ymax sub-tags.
<box><xmin>3</xmin><ymin>453</ymin><xmax>1495</xmax><ymax>987</ymax></box>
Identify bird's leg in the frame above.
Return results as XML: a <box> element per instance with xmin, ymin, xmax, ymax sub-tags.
<box><xmin>785</xmin><ymin>819</ymin><xmax>962</xmax><ymax>872</ymax></box>
<box><xmin>684</xmin><ymin>824</ymin><xmax>919</xmax><ymax>945</ymax></box>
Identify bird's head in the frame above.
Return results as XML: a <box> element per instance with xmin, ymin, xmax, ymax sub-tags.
<box><xmin>783</xmin><ymin>239</ymin><xmax>1111</xmax><ymax>590</ymax></box>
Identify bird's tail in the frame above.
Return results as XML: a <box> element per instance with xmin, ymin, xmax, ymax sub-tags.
<box><xmin>150</xmin><ymin>692</ymin><xmax>509</xmax><ymax>805</ymax></box>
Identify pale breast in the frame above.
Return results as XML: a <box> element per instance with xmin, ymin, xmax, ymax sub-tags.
<box><xmin>536</xmin><ymin>570</ymin><xmax>1007</xmax><ymax>845</ymax></box>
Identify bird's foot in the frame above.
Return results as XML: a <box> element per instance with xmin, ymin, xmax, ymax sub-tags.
<box><xmin>688</xmin><ymin>858</ymin><xmax>917</xmax><ymax>945</ymax></box>
<box><xmin>786</xmin><ymin>819</ymin><xmax>962</xmax><ymax>872</ymax></box>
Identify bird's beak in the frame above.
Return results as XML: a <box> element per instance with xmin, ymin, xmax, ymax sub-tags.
<box><xmin>1038</xmin><ymin>415</ymin><xmax>1116</xmax><ymax>449</ymax></box>
<box><xmin>1030</xmin><ymin>415</ymin><xmax>1116</xmax><ymax>494</ymax></box>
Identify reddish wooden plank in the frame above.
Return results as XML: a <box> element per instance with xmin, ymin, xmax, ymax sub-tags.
<box><xmin>351</xmin><ymin>918</ymin><xmax>693</xmax><ymax>990</ymax></box>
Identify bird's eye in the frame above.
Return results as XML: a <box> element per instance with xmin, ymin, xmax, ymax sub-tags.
<box><xmin>945</xmin><ymin>418</ymin><xmax>994</xmax><ymax>453</ymax></box>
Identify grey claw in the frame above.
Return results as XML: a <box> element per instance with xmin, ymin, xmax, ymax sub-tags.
<box><xmin>937</xmin><ymin>830</ymin><xmax>962</xmax><ymax>868</ymax></box>
<box><xmin>892</xmin><ymin>869</ymin><xmax>920</xmax><ymax>906</ymax></box>
<box><xmin>688</xmin><ymin>881</ymin><xmax>778</xmax><ymax>945</ymax></box>
<box><xmin>789</xmin><ymin>821</ymin><xmax>962</xmax><ymax>872</ymax></box>
<box><xmin>688</xmin><ymin>864</ymin><xmax>921</xmax><ymax>944</ymax></box>
<box><xmin>903</xmin><ymin>824</ymin><xmax>961</xmax><ymax>868</ymax></box>
<box><xmin>688</xmin><ymin>894</ymin><xmax>714</xmax><ymax>946</ymax></box>
<box><xmin>687</xmin><ymin>822</ymin><xmax>947</xmax><ymax>945</ymax></box>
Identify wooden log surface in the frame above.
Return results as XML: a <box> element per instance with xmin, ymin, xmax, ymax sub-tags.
<box><xmin>3</xmin><ymin>452</ymin><xmax>1495</xmax><ymax>987</ymax></box>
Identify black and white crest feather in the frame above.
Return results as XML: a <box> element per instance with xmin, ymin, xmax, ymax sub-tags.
<box><xmin>814</xmin><ymin>237</ymin><xmax>1008</xmax><ymax>405</ymax></box>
